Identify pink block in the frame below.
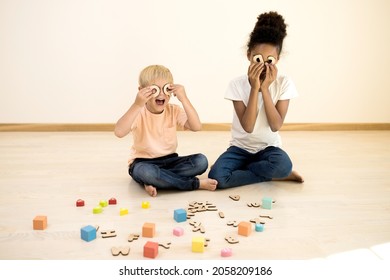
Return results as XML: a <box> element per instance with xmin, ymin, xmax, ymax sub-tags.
<box><xmin>221</xmin><ymin>248</ymin><xmax>233</xmax><ymax>257</ymax></box>
<box><xmin>173</xmin><ymin>227</ymin><xmax>184</xmax><ymax>236</ymax></box>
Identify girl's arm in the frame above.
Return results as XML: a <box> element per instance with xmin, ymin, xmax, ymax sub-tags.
<box><xmin>168</xmin><ymin>84</ymin><xmax>202</xmax><ymax>131</ymax></box>
<box><xmin>260</xmin><ymin>64</ymin><xmax>289</xmax><ymax>132</ymax></box>
<box><xmin>234</xmin><ymin>62</ymin><xmax>265</xmax><ymax>133</ymax></box>
<box><xmin>114</xmin><ymin>86</ymin><xmax>155</xmax><ymax>138</ymax></box>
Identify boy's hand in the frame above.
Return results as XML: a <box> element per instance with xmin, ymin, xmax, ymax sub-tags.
<box><xmin>167</xmin><ymin>84</ymin><xmax>187</xmax><ymax>102</ymax></box>
<box><xmin>134</xmin><ymin>86</ymin><xmax>155</xmax><ymax>107</ymax></box>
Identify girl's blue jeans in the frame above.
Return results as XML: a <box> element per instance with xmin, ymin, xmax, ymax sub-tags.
<box><xmin>208</xmin><ymin>145</ymin><xmax>292</xmax><ymax>189</ymax></box>
<box><xmin>129</xmin><ymin>153</ymin><xmax>208</xmax><ymax>191</ymax></box>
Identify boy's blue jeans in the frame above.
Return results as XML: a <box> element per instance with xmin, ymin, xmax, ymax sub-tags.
<box><xmin>208</xmin><ymin>145</ymin><xmax>292</xmax><ymax>189</ymax></box>
<box><xmin>129</xmin><ymin>153</ymin><xmax>208</xmax><ymax>191</ymax></box>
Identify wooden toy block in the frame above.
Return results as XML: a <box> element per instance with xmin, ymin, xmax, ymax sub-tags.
<box><xmin>250</xmin><ymin>218</ymin><xmax>265</xmax><ymax>225</ymax></box>
<box><xmin>81</xmin><ymin>225</ymin><xmax>96</xmax><ymax>242</ymax></box>
<box><xmin>259</xmin><ymin>214</ymin><xmax>273</xmax><ymax>219</ymax></box>
<box><xmin>143</xmin><ymin>241</ymin><xmax>159</xmax><ymax>258</ymax></box>
<box><xmin>173</xmin><ymin>227</ymin><xmax>184</xmax><ymax>236</ymax></box>
<box><xmin>142</xmin><ymin>222</ymin><xmax>155</xmax><ymax>238</ymax></box>
<box><xmin>76</xmin><ymin>199</ymin><xmax>85</xmax><ymax>207</ymax></box>
<box><xmin>238</xmin><ymin>221</ymin><xmax>252</xmax><ymax>237</ymax></box>
<box><xmin>262</xmin><ymin>197</ymin><xmax>273</xmax><ymax>209</ymax></box>
<box><xmin>99</xmin><ymin>200</ymin><xmax>108</xmax><ymax>207</ymax></box>
<box><xmin>111</xmin><ymin>246</ymin><xmax>130</xmax><ymax>256</ymax></box>
<box><xmin>218</xmin><ymin>212</ymin><xmax>225</xmax><ymax>218</ymax></box>
<box><xmin>108</xmin><ymin>198</ymin><xmax>117</xmax><ymax>205</ymax></box>
<box><xmin>225</xmin><ymin>235</ymin><xmax>239</xmax><ymax>244</ymax></box>
<box><xmin>128</xmin><ymin>234</ymin><xmax>140</xmax><ymax>242</ymax></box>
<box><xmin>33</xmin><ymin>215</ymin><xmax>47</xmax><ymax>230</ymax></box>
<box><xmin>221</xmin><ymin>248</ymin><xmax>233</xmax><ymax>257</ymax></box>
<box><xmin>255</xmin><ymin>223</ymin><xmax>265</xmax><ymax>232</ymax></box>
<box><xmin>101</xmin><ymin>230</ymin><xmax>117</xmax><ymax>238</ymax></box>
<box><xmin>192</xmin><ymin>237</ymin><xmax>205</xmax><ymax>253</ymax></box>
<box><xmin>93</xmin><ymin>206</ymin><xmax>103</xmax><ymax>214</ymax></box>
<box><xmin>141</xmin><ymin>201</ymin><xmax>150</xmax><ymax>209</ymax></box>
<box><xmin>174</xmin><ymin>208</ymin><xmax>187</xmax><ymax>223</ymax></box>
<box><xmin>227</xmin><ymin>220</ymin><xmax>238</xmax><ymax>227</ymax></box>
<box><xmin>158</xmin><ymin>242</ymin><xmax>171</xmax><ymax>249</ymax></box>
<box><xmin>204</xmin><ymin>238</ymin><xmax>210</xmax><ymax>247</ymax></box>
<box><xmin>247</xmin><ymin>202</ymin><xmax>260</xmax><ymax>207</ymax></box>
<box><xmin>119</xmin><ymin>208</ymin><xmax>128</xmax><ymax>216</ymax></box>
<box><xmin>229</xmin><ymin>195</ymin><xmax>240</xmax><ymax>201</ymax></box>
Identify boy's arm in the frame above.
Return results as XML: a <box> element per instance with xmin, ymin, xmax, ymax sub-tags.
<box><xmin>168</xmin><ymin>84</ymin><xmax>202</xmax><ymax>131</ymax></box>
<box><xmin>114</xmin><ymin>86</ymin><xmax>155</xmax><ymax>138</ymax></box>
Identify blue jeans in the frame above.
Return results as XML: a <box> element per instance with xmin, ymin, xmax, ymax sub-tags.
<box><xmin>208</xmin><ymin>146</ymin><xmax>292</xmax><ymax>189</ymax></box>
<box><xmin>129</xmin><ymin>153</ymin><xmax>208</xmax><ymax>191</ymax></box>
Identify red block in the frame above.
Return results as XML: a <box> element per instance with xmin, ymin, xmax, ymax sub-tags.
<box><xmin>109</xmin><ymin>198</ymin><xmax>117</xmax><ymax>205</ymax></box>
<box><xmin>143</xmin><ymin>241</ymin><xmax>159</xmax><ymax>258</ymax></box>
<box><xmin>76</xmin><ymin>199</ymin><xmax>85</xmax><ymax>207</ymax></box>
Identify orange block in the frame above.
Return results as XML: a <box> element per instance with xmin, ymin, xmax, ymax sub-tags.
<box><xmin>142</xmin><ymin>222</ymin><xmax>155</xmax><ymax>238</ymax></box>
<box><xmin>238</xmin><ymin>221</ymin><xmax>252</xmax><ymax>236</ymax></box>
<box><xmin>143</xmin><ymin>241</ymin><xmax>159</xmax><ymax>258</ymax></box>
<box><xmin>33</xmin><ymin>215</ymin><xmax>47</xmax><ymax>230</ymax></box>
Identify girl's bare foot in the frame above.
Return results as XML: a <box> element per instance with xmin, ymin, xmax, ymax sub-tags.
<box><xmin>144</xmin><ymin>184</ymin><xmax>157</xmax><ymax>197</ymax></box>
<box><xmin>273</xmin><ymin>170</ymin><xmax>304</xmax><ymax>183</ymax></box>
<box><xmin>199</xmin><ymin>178</ymin><xmax>218</xmax><ymax>191</ymax></box>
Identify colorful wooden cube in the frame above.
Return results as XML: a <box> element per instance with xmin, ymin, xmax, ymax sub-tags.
<box><xmin>81</xmin><ymin>225</ymin><xmax>96</xmax><ymax>242</ymax></box>
<box><xmin>238</xmin><ymin>221</ymin><xmax>252</xmax><ymax>236</ymax></box>
<box><xmin>76</xmin><ymin>199</ymin><xmax>85</xmax><ymax>207</ymax></box>
<box><xmin>93</xmin><ymin>206</ymin><xmax>103</xmax><ymax>214</ymax></box>
<box><xmin>119</xmin><ymin>208</ymin><xmax>128</xmax><ymax>216</ymax></box>
<box><xmin>173</xmin><ymin>208</ymin><xmax>187</xmax><ymax>223</ymax></box>
<box><xmin>33</xmin><ymin>215</ymin><xmax>47</xmax><ymax>230</ymax></box>
<box><xmin>192</xmin><ymin>237</ymin><xmax>205</xmax><ymax>253</ymax></box>
<box><xmin>141</xmin><ymin>201</ymin><xmax>150</xmax><ymax>209</ymax></box>
<box><xmin>142</xmin><ymin>222</ymin><xmax>155</xmax><ymax>238</ymax></box>
<box><xmin>143</xmin><ymin>241</ymin><xmax>159</xmax><ymax>258</ymax></box>
<box><xmin>99</xmin><ymin>200</ymin><xmax>108</xmax><ymax>207</ymax></box>
<box><xmin>255</xmin><ymin>223</ymin><xmax>265</xmax><ymax>232</ymax></box>
<box><xmin>221</xmin><ymin>248</ymin><xmax>233</xmax><ymax>257</ymax></box>
<box><xmin>108</xmin><ymin>197</ymin><xmax>117</xmax><ymax>205</ymax></box>
<box><xmin>173</xmin><ymin>227</ymin><xmax>184</xmax><ymax>236</ymax></box>
<box><xmin>262</xmin><ymin>197</ymin><xmax>273</xmax><ymax>209</ymax></box>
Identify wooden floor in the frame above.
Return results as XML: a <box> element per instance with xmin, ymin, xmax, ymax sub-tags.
<box><xmin>0</xmin><ymin>131</ymin><xmax>389</xmax><ymax>260</ymax></box>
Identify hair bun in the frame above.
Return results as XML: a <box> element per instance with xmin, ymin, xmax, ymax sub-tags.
<box><xmin>247</xmin><ymin>11</ymin><xmax>288</xmax><ymax>54</ymax></box>
<box><xmin>255</xmin><ymin>11</ymin><xmax>287</xmax><ymax>39</ymax></box>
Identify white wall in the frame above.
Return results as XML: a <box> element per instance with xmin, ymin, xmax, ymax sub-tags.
<box><xmin>1</xmin><ymin>0</ymin><xmax>390</xmax><ymax>124</ymax></box>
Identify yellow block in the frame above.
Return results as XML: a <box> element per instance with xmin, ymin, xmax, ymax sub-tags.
<box><xmin>119</xmin><ymin>208</ymin><xmax>128</xmax><ymax>216</ymax></box>
<box><xmin>192</xmin><ymin>237</ymin><xmax>205</xmax><ymax>253</ymax></box>
<box><xmin>141</xmin><ymin>201</ymin><xmax>150</xmax><ymax>209</ymax></box>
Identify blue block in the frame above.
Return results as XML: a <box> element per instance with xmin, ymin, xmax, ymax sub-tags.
<box><xmin>262</xmin><ymin>197</ymin><xmax>273</xmax><ymax>209</ymax></box>
<box><xmin>81</xmin><ymin>225</ymin><xmax>96</xmax><ymax>242</ymax></box>
<box><xmin>174</xmin><ymin>208</ymin><xmax>187</xmax><ymax>223</ymax></box>
<box><xmin>255</xmin><ymin>223</ymin><xmax>264</xmax><ymax>232</ymax></box>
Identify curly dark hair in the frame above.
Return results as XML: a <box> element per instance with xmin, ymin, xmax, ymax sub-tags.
<box><xmin>247</xmin><ymin>11</ymin><xmax>287</xmax><ymax>55</ymax></box>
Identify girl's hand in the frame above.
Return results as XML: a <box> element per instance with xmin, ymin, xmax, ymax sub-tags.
<box><xmin>248</xmin><ymin>61</ymin><xmax>265</xmax><ymax>91</ymax></box>
<box><xmin>167</xmin><ymin>84</ymin><xmax>187</xmax><ymax>102</ymax></box>
<box><xmin>261</xmin><ymin>63</ymin><xmax>278</xmax><ymax>91</ymax></box>
<box><xmin>134</xmin><ymin>86</ymin><xmax>155</xmax><ymax>107</ymax></box>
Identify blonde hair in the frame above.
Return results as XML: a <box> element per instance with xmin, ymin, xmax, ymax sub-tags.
<box><xmin>138</xmin><ymin>65</ymin><xmax>174</xmax><ymax>88</ymax></box>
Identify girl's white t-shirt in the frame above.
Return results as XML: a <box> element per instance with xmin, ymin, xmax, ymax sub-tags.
<box><xmin>225</xmin><ymin>74</ymin><xmax>298</xmax><ymax>153</ymax></box>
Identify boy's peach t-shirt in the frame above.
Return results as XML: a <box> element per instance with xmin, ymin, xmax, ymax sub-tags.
<box><xmin>128</xmin><ymin>104</ymin><xmax>187</xmax><ymax>165</ymax></box>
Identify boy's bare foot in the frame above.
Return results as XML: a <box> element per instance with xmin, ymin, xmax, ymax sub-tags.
<box><xmin>273</xmin><ymin>170</ymin><xmax>304</xmax><ymax>183</ymax></box>
<box><xmin>144</xmin><ymin>184</ymin><xmax>157</xmax><ymax>197</ymax></box>
<box><xmin>199</xmin><ymin>178</ymin><xmax>218</xmax><ymax>191</ymax></box>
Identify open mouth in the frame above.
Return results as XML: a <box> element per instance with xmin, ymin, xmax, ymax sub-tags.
<box><xmin>156</xmin><ymin>98</ymin><xmax>165</xmax><ymax>106</ymax></box>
